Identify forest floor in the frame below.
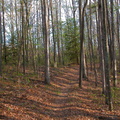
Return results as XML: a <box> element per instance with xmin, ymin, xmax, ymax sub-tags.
<box><xmin>0</xmin><ymin>65</ymin><xmax>120</xmax><ymax>120</ymax></box>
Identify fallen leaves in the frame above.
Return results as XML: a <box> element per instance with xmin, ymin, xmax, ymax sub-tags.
<box><xmin>0</xmin><ymin>65</ymin><xmax>120</xmax><ymax>120</ymax></box>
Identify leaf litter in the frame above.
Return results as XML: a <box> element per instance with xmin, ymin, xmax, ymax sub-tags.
<box><xmin>0</xmin><ymin>65</ymin><xmax>120</xmax><ymax>120</ymax></box>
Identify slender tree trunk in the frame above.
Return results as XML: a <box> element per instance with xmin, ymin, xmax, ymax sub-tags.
<box><xmin>42</xmin><ymin>0</ymin><xmax>50</xmax><ymax>84</ymax></box>
<box><xmin>89</xmin><ymin>0</ymin><xmax>98</xmax><ymax>86</ymax></box>
<box><xmin>55</xmin><ymin>1</ymin><xmax>61</xmax><ymax>65</ymax></box>
<box><xmin>97</xmin><ymin>0</ymin><xmax>106</xmax><ymax>94</ymax></box>
<box><xmin>15</xmin><ymin>0</ymin><xmax>20</xmax><ymax>73</ymax></box>
<box><xmin>0</xmin><ymin>11</ymin><xmax>2</xmax><ymax>76</ymax></box>
<box><xmin>101</xmin><ymin>0</ymin><xmax>113</xmax><ymax>111</ymax></box>
<box><xmin>59</xmin><ymin>0</ymin><xmax>63</xmax><ymax>65</ymax></box>
<box><xmin>85</xmin><ymin>12</ymin><xmax>93</xmax><ymax>72</ymax></box>
<box><xmin>10</xmin><ymin>0</ymin><xmax>15</xmax><ymax>51</ymax></box>
<box><xmin>24</xmin><ymin>1</ymin><xmax>29</xmax><ymax>66</ymax></box>
<box><xmin>83</xmin><ymin>46</ymin><xmax>87</xmax><ymax>79</ymax></box>
<box><xmin>79</xmin><ymin>0</ymin><xmax>88</xmax><ymax>88</ymax></box>
<box><xmin>2</xmin><ymin>0</ymin><xmax>7</xmax><ymax>64</ymax></box>
<box><xmin>21</xmin><ymin>0</ymin><xmax>26</xmax><ymax>74</ymax></box>
<box><xmin>110</xmin><ymin>0</ymin><xmax>117</xmax><ymax>87</ymax></box>
<box><xmin>50</xmin><ymin>0</ymin><xmax>57</xmax><ymax>67</ymax></box>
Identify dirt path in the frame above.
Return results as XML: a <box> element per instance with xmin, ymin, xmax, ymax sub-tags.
<box><xmin>45</xmin><ymin>66</ymin><xmax>99</xmax><ymax>120</ymax></box>
<box><xmin>0</xmin><ymin>66</ymin><xmax>120</xmax><ymax>120</ymax></box>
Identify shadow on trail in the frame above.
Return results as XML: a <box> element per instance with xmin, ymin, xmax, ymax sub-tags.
<box><xmin>1</xmin><ymin>66</ymin><xmax>119</xmax><ymax>120</ymax></box>
<box><xmin>0</xmin><ymin>115</ymin><xmax>17</xmax><ymax>120</ymax></box>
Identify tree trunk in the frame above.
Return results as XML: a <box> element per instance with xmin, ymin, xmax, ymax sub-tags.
<box><xmin>2</xmin><ymin>0</ymin><xmax>7</xmax><ymax>64</ymax></box>
<box><xmin>101</xmin><ymin>0</ymin><xmax>113</xmax><ymax>111</ymax></box>
<box><xmin>50</xmin><ymin>0</ymin><xmax>57</xmax><ymax>67</ymax></box>
<box><xmin>97</xmin><ymin>0</ymin><xmax>106</xmax><ymax>94</ymax></box>
<box><xmin>0</xmin><ymin>11</ymin><xmax>2</xmax><ymax>76</ymax></box>
<box><xmin>42</xmin><ymin>0</ymin><xmax>50</xmax><ymax>84</ymax></box>
<box><xmin>21</xmin><ymin>0</ymin><xmax>26</xmax><ymax>74</ymax></box>
<box><xmin>79</xmin><ymin>0</ymin><xmax>88</xmax><ymax>88</ymax></box>
<box><xmin>110</xmin><ymin>0</ymin><xmax>117</xmax><ymax>87</ymax></box>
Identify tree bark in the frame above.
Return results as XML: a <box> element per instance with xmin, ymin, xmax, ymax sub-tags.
<box><xmin>110</xmin><ymin>0</ymin><xmax>117</xmax><ymax>87</ymax></box>
<box><xmin>42</xmin><ymin>0</ymin><xmax>50</xmax><ymax>84</ymax></box>
<box><xmin>101</xmin><ymin>0</ymin><xmax>113</xmax><ymax>111</ymax></box>
<box><xmin>50</xmin><ymin>0</ymin><xmax>57</xmax><ymax>67</ymax></box>
<box><xmin>2</xmin><ymin>0</ymin><xmax>7</xmax><ymax>64</ymax></box>
<box><xmin>79</xmin><ymin>0</ymin><xmax>88</xmax><ymax>88</ymax></box>
<box><xmin>0</xmin><ymin>11</ymin><xmax>2</xmax><ymax>76</ymax></box>
<box><xmin>21</xmin><ymin>0</ymin><xmax>26</xmax><ymax>74</ymax></box>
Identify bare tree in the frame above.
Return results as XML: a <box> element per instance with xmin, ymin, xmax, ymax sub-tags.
<box><xmin>42</xmin><ymin>0</ymin><xmax>50</xmax><ymax>84</ymax></box>
<box><xmin>110</xmin><ymin>0</ymin><xmax>117</xmax><ymax>87</ymax></box>
<box><xmin>79</xmin><ymin>0</ymin><xmax>88</xmax><ymax>88</ymax></box>
<box><xmin>0</xmin><ymin>11</ymin><xmax>2</xmax><ymax>76</ymax></box>
<box><xmin>101</xmin><ymin>0</ymin><xmax>113</xmax><ymax>111</ymax></box>
<box><xmin>21</xmin><ymin>0</ymin><xmax>26</xmax><ymax>74</ymax></box>
<box><xmin>2</xmin><ymin>0</ymin><xmax>7</xmax><ymax>64</ymax></box>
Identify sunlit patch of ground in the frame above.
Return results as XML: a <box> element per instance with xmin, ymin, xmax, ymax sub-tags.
<box><xmin>0</xmin><ymin>65</ymin><xmax>120</xmax><ymax>120</ymax></box>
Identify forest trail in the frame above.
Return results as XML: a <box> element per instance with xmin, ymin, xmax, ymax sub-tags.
<box><xmin>0</xmin><ymin>65</ymin><xmax>120</xmax><ymax>120</ymax></box>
